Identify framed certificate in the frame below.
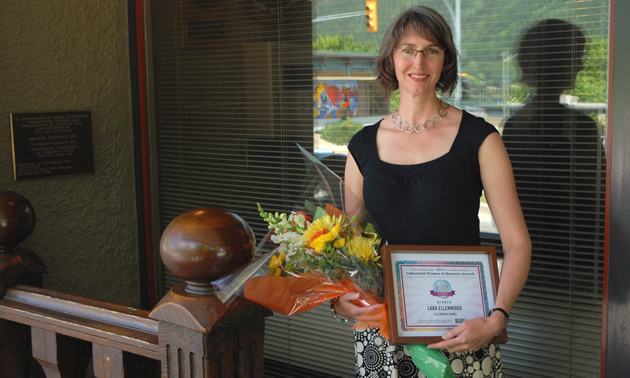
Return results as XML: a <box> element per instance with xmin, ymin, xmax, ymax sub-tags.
<box><xmin>381</xmin><ymin>245</ymin><xmax>507</xmax><ymax>345</ymax></box>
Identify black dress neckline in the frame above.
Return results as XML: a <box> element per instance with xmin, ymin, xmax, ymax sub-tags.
<box><xmin>373</xmin><ymin>110</ymin><xmax>469</xmax><ymax>168</ymax></box>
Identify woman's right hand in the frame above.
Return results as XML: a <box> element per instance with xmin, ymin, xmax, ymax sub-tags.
<box><xmin>334</xmin><ymin>292</ymin><xmax>382</xmax><ymax>320</ymax></box>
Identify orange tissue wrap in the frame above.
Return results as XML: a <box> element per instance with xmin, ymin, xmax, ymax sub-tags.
<box><xmin>244</xmin><ymin>273</ymin><xmax>389</xmax><ymax>340</ymax></box>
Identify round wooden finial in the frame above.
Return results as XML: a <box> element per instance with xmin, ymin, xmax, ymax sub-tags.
<box><xmin>0</xmin><ymin>190</ymin><xmax>36</xmax><ymax>255</ymax></box>
<box><xmin>160</xmin><ymin>208</ymin><xmax>255</xmax><ymax>296</ymax></box>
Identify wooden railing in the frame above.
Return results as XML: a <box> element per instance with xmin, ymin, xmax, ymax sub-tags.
<box><xmin>0</xmin><ymin>191</ymin><xmax>270</xmax><ymax>377</ymax></box>
<box><xmin>0</xmin><ymin>284</ymin><xmax>159</xmax><ymax>377</ymax></box>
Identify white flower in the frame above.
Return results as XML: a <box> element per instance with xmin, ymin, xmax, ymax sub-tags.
<box><xmin>292</xmin><ymin>213</ymin><xmax>307</xmax><ymax>228</ymax></box>
<box><xmin>270</xmin><ymin>230</ymin><xmax>305</xmax><ymax>260</ymax></box>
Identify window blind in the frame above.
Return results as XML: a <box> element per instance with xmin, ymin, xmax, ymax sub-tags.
<box><xmin>147</xmin><ymin>0</ymin><xmax>352</xmax><ymax>376</ymax></box>
<box><xmin>482</xmin><ymin>6</ymin><xmax>608</xmax><ymax>377</ymax></box>
<box><xmin>145</xmin><ymin>0</ymin><xmax>609</xmax><ymax>377</ymax></box>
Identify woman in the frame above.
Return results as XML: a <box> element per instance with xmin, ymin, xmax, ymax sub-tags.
<box><xmin>336</xmin><ymin>6</ymin><xmax>531</xmax><ymax>377</ymax></box>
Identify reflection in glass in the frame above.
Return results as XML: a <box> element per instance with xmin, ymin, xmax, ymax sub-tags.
<box><xmin>502</xmin><ymin>18</ymin><xmax>606</xmax><ymax>372</ymax></box>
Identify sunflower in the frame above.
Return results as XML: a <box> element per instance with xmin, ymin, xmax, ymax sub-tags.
<box><xmin>302</xmin><ymin>215</ymin><xmax>345</xmax><ymax>252</ymax></box>
<box><xmin>333</xmin><ymin>238</ymin><xmax>346</xmax><ymax>248</ymax></box>
<box><xmin>346</xmin><ymin>236</ymin><xmax>381</xmax><ymax>265</ymax></box>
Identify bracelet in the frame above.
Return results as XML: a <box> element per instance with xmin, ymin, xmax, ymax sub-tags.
<box><xmin>488</xmin><ymin>307</ymin><xmax>509</xmax><ymax>326</ymax></box>
<box><xmin>330</xmin><ymin>297</ymin><xmax>349</xmax><ymax>323</ymax></box>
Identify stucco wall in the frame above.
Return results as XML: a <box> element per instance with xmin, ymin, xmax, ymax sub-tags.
<box><xmin>0</xmin><ymin>1</ymin><xmax>140</xmax><ymax>307</ymax></box>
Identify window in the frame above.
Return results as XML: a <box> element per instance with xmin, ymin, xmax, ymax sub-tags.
<box><xmin>147</xmin><ymin>0</ymin><xmax>609</xmax><ymax>376</ymax></box>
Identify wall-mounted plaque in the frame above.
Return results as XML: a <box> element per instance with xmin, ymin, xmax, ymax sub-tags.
<box><xmin>10</xmin><ymin>111</ymin><xmax>94</xmax><ymax>181</ymax></box>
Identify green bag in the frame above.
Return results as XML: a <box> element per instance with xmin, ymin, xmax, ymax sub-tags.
<box><xmin>407</xmin><ymin>344</ymin><xmax>456</xmax><ymax>378</ymax></box>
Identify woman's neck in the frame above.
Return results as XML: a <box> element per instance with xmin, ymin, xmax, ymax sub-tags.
<box><xmin>396</xmin><ymin>93</ymin><xmax>443</xmax><ymax>124</ymax></box>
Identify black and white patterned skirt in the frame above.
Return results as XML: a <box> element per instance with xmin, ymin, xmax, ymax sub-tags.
<box><xmin>354</xmin><ymin>328</ymin><xmax>504</xmax><ymax>378</ymax></box>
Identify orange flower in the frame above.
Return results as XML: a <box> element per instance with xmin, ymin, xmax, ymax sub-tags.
<box><xmin>292</xmin><ymin>211</ymin><xmax>310</xmax><ymax>227</ymax></box>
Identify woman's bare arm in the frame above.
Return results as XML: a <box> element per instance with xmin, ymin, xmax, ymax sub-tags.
<box><xmin>332</xmin><ymin>153</ymin><xmax>381</xmax><ymax>319</ymax></box>
<box><xmin>428</xmin><ymin>132</ymin><xmax>531</xmax><ymax>352</ymax></box>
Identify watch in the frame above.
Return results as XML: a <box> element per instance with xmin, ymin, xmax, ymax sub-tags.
<box><xmin>488</xmin><ymin>307</ymin><xmax>509</xmax><ymax>326</ymax></box>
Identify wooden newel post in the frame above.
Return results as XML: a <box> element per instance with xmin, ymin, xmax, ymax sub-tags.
<box><xmin>149</xmin><ymin>208</ymin><xmax>272</xmax><ymax>378</ymax></box>
<box><xmin>0</xmin><ymin>190</ymin><xmax>48</xmax><ymax>377</ymax></box>
<box><xmin>0</xmin><ymin>190</ymin><xmax>48</xmax><ymax>296</ymax></box>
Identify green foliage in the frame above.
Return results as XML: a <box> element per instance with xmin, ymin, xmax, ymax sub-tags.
<box><xmin>389</xmin><ymin>90</ymin><xmax>400</xmax><ymax>112</ymax></box>
<box><xmin>313</xmin><ymin>35</ymin><xmax>378</xmax><ymax>53</ymax></box>
<box><xmin>317</xmin><ymin>118</ymin><xmax>365</xmax><ymax>145</ymax></box>
<box><xmin>508</xmin><ymin>83</ymin><xmax>534</xmax><ymax>104</ymax></box>
<box><xmin>566</xmin><ymin>36</ymin><xmax>608</xmax><ymax>103</ymax></box>
<box><xmin>311</xmin><ymin>0</ymin><xmax>609</xmax><ymax>106</ymax></box>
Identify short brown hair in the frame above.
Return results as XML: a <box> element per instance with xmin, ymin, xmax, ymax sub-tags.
<box><xmin>376</xmin><ymin>6</ymin><xmax>459</xmax><ymax>98</ymax></box>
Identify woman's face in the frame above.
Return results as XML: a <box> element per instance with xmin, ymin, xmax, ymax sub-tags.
<box><xmin>392</xmin><ymin>31</ymin><xmax>444</xmax><ymax>98</ymax></box>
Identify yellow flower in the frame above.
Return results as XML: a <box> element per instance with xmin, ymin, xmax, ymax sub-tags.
<box><xmin>302</xmin><ymin>215</ymin><xmax>345</xmax><ymax>252</ymax></box>
<box><xmin>347</xmin><ymin>236</ymin><xmax>380</xmax><ymax>265</ymax></box>
<box><xmin>269</xmin><ymin>252</ymin><xmax>285</xmax><ymax>276</ymax></box>
<box><xmin>269</xmin><ymin>252</ymin><xmax>285</xmax><ymax>269</ymax></box>
<box><xmin>333</xmin><ymin>238</ymin><xmax>346</xmax><ymax>248</ymax></box>
<box><xmin>309</xmin><ymin>224</ymin><xmax>341</xmax><ymax>252</ymax></box>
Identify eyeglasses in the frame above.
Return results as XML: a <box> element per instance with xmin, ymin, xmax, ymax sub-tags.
<box><xmin>395</xmin><ymin>47</ymin><xmax>444</xmax><ymax>61</ymax></box>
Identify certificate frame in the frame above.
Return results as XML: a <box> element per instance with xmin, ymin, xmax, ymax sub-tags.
<box><xmin>381</xmin><ymin>245</ymin><xmax>507</xmax><ymax>345</ymax></box>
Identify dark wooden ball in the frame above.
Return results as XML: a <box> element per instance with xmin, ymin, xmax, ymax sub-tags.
<box><xmin>0</xmin><ymin>190</ymin><xmax>36</xmax><ymax>254</ymax></box>
<box><xmin>160</xmin><ymin>208</ymin><xmax>255</xmax><ymax>294</ymax></box>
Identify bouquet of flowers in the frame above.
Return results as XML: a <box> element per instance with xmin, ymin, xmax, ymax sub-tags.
<box><xmin>212</xmin><ymin>145</ymin><xmax>453</xmax><ymax>378</ymax></box>
<box><xmin>212</xmin><ymin>144</ymin><xmax>387</xmax><ymax>332</ymax></box>
<box><xmin>245</xmin><ymin>200</ymin><xmax>385</xmax><ymax>324</ymax></box>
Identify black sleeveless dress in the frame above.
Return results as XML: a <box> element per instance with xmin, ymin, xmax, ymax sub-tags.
<box><xmin>347</xmin><ymin>110</ymin><xmax>505</xmax><ymax>378</ymax></box>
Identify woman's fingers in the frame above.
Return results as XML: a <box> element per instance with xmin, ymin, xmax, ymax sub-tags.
<box><xmin>334</xmin><ymin>293</ymin><xmax>382</xmax><ymax>320</ymax></box>
<box><xmin>427</xmin><ymin>316</ymin><xmax>503</xmax><ymax>353</ymax></box>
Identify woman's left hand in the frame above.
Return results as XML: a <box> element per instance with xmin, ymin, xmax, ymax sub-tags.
<box><xmin>426</xmin><ymin>313</ymin><xmax>505</xmax><ymax>353</ymax></box>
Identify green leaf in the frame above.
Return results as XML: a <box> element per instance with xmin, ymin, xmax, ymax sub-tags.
<box><xmin>314</xmin><ymin>206</ymin><xmax>328</xmax><ymax>221</ymax></box>
<box><xmin>304</xmin><ymin>200</ymin><xmax>317</xmax><ymax>217</ymax></box>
